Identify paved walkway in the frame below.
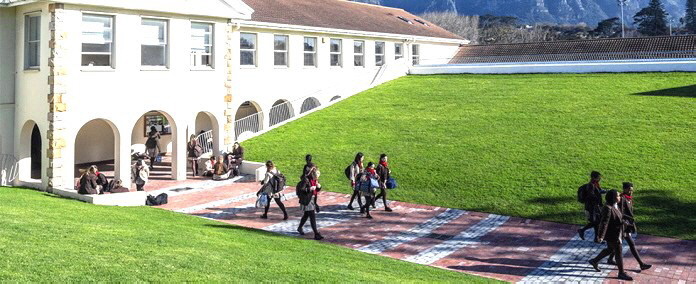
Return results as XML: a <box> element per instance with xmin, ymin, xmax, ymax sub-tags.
<box><xmin>155</xmin><ymin>179</ymin><xmax>695</xmax><ymax>283</ymax></box>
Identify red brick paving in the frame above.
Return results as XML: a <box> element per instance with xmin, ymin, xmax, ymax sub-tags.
<box><xmin>152</xmin><ymin>179</ymin><xmax>695</xmax><ymax>283</ymax></box>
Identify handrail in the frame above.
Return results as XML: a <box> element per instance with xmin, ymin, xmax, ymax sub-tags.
<box><xmin>0</xmin><ymin>154</ymin><xmax>19</xmax><ymax>186</ymax></box>
<box><xmin>195</xmin><ymin>130</ymin><xmax>214</xmax><ymax>154</ymax></box>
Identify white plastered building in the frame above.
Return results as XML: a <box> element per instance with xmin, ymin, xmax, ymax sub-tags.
<box><xmin>0</xmin><ymin>0</ymin><xmax>466</xmax><ymax>191</ymax></box>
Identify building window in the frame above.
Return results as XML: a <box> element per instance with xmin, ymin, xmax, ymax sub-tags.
<box><xmin>240</xmin><ymin>33</ymin><xmax>256</xmax><ymax>66</ymax></box>
<box><xmin>303</xmin><ymin>37</ymin><xmax>317</xmax><ymax>67</ymax></box>
<box><xmin>81</xmin><ymin>14</ymin><xmax>114</xmax><ymax>67</ymax></box>
<box><xmin>375</xmin><ymin>41</ymin><xmax>385</xmax><ymax>66</ymax></box>
<box><xmin>141</xmin><ymin>18</ymin><xmax>168</xmax><ymax>67</ymax></box>
<box><xmin>412</xmin><ymin>44</ymin><xmax>420</xmax><ymax>65</ymax></box>
<box><xmin>191</xmin><ymin>22</ymin><xmax>213</xmax><ymax>68</ymax></box>
<box><xmin>24</xmin><ymin>14</ymin><xmax>41</xmax><ymax>70</ymax></box>
<box><xmin>274</xmin><ymin>35</ymin><xmax>288</xmax><ymax>67</ymax></box>
<box><xmin>354</xmin><ymin>40</ymin><xmax>364</xmax><ymax>67</ymax></box>
<box><xmin>330</xmin><ymin>38</ymin><xmax>342</xmax><ymax>67</ymax></box>
<box><xmin>395</xmin><ymin>43</ymin><xmax>404</xmax><ymax>60</ymax></box>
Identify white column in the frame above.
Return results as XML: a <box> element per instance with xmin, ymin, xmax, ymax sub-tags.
<box><xmin>171</xmin><ymin>121</ymin><xmax>187</xmax><ymax>180</ymax></box>
<box><xmin>115</xmin><ymin>129</ymin><xmax>132</xmax><ymax>188</ymax></box>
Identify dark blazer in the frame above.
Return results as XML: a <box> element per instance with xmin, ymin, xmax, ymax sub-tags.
<box><xmin>295</xmin><ymin>177</ymin><xmax>314</xmax><ymax>206</ymax></box>
<box><xmin>581</xmin><ymin>183</ymin><xmax>604</xmax><ymax>211</ymax></box>
<box><xmin>230</xmin><ymin>147</ymin><xmax>244</xmax><ymax>161</ymax></box>
<box><xmin>187</xmin><ymin>140</ymin><xmax>202</xmax><ymax>158</ymax></box>
<box><xmin>618</xmin><ymin>196</ymin><xmax>637</xmax><ymax>234</ymax></box>
<box><xmin>78</xmin><ymin>173</ymin><xmax>99</xmax><ymax>195</ymax></box>
<box><xmin>597</xmin><ymin>204</ymin><xmax>624</xmax><ymax>242</ymax></box>
<box><xmin>145</xmin><ymin>131</ymin><xmax>160</xmax><ymax>149</ymax></box>
<box><xmin>376</xmin><ymin>164</ymin><xmax>390</xmax><ymax>184</ymax></box>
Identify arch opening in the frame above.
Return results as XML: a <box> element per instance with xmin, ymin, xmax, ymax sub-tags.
<box><xmin>193</xmin><ymin>112</ymin><xmax>219</xmax><ymax>156</ymax></box>
<box><xmin>234</xmin><ymin>101</ymin><xmax>263</xmax><ymax>139</ymax></box>
<box><xmin>269</xmin><ymin>99</ymin><xmax>294</xmax><ymax>126</ymax></box>
<box><xmin>73</xmin><ymin>119</ymin><xmax>118</xmax><ymax>185</ymax></box>
<box><xmin>18</xmin><ymin>121</ymin><xmax>42</xmax><ymax>182</ymax></box>
<box><xmin>131</xmin><ymin>110</ymin><xmax>179</xmax><ymax>180</ymax></box>
<box><xmin>30</xmin><ymin>125</ymin><xmax>41</xmax><ymax>180</ymax></box>
<box><xmin>300</xmin><ymin>97</ymin><xmax>321</xmax><ymax>114</ymax></box>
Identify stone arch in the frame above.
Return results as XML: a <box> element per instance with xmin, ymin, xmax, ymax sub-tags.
<box><xmin>300</xmin><ymin>97</ymin><xmax>321</xmax><ymax>114</ymax></box>
<box><xmin>194</xmin><ymin>111</ymin><xmax>220</xmax><ymax>155</ymax></box>
<box><xmin>131</xmin><ymin>110</ymin><xmax>180</xmax><ymax>180</ymax></box>
<box><xmin>234</xmin><ymin>101</ymin><xmax>263</xmax><ymax>139</ymax></box>
<box><xmin>18</xmin><ymin>120</ymin><xmax>41</xmax><ymax>181</ymax></box>
<box><xmin>269</xmin><ymin>99</ymin><xmax>294</xmax><ymax>126</ymax></box>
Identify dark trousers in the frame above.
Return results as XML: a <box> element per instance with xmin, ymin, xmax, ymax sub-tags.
<box><xmin>299</xmin><ymin>211</ymin><xmax>319</xmax><ymax>235</ymax></box>
<box><xmin>264</xmin><ymin>197</ymin><xmax>287</xmax><ymax>217</ymax></box>
<box><xmin>592</xmin><ymin>239</ymin><xmax>625</xmax><ymax>274</ymax></box>
<box><xmin>348</xmin><ymin>190</ymin><xmax>363</xmax><ymax>208</ymax></box>
<box><xmin>609</xmin><ymin>234</ymin><xmax>645</xmax><ymax>265</ymax></box>
<box><xmin>136</xmin><ymin>183</ymin><xmax>144</xmax><ymax>191</ymax></box>
<box><xmin>581</xmin><ymin>207</ymin><xmax>600</xmax><ymax>240</ymax></box>
<box><xmin>374</xmin><ymin>188</ymin><xmax>388</xmax><ymax>207</ymax></box>
<box><xmin>313</xmin><ymin>195</ymin><xmax>320</xmax><ymax>212</ymax></box>
<box><xmin>362</xmin><ymin>195</ymin><xmax>374</xmax><ymax>216</ymax></box>
<box><xmin>190</xmin><ymin>159</ymin><xmax>199</xmax><ymax>176</ymax></box>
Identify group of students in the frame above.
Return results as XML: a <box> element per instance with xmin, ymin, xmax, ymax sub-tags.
<box><xmin>188</xmin><ymin>137</ymin><xmax>245</xmax><ymax>181</ymax></box>
<box><xmin>577</xmin><ymin>171</ymin><xmax>652</xmax><ymax>281</ymax></box>
<box><xmin>255</xmin><ymin>153</ymin><xmax>395</xmax><ymax>240</ymax></box>
<box><xmin>76</xmin><ymin>165</ymin><xmax>129</xmax><ymax>194</ymax></box>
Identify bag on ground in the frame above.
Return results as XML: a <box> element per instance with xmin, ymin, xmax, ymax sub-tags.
<box><xmin>386</xmin><ymin>177</ymin><xmax>397</xmax><ymax>189</ymax></box>
<box><xmin>146</xmin><ymin>193</ymin><xmax>168</xmax><ymax>206</ymax></box>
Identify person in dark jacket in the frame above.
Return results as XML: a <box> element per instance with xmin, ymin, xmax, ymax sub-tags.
<box><xmin>187</xmin><ymin>135</ymin><xmax>202</xmax><ymax>177</ymax></box>
<box><xmin>301</xmin><ymin>155</ymin><xmax>322</xmax><ymax>212</ymax></box>
<box><xmin>607</xmin><ymin>182</ymin><xmax>652</xmax><ymax>270</ymax></box>
<box><xmin>296</xmin><ymin>164</ymin><xmax>324</xmax><ymax>240</ymax></box>
<box><xmin>212</xmin><ymin>156</ymin><xmax>230</xmax><ymax>180</ymax></box>
<box><xmin>346</xmin><ymin>152</ymin><xmax>365</xmax><ymax>211</ymax></box>
<box><xmin>578</xmin><ymin>171</ymin><xmax>607</xmax><ymax>242</ymax></box>
<box><xmin>78</xmin><ymin>165</ymin><xmax>101</xmax><ymax>195</ymax></box>
<box><xmin>373</xmin><ymin>154</ymin><xmax>392</xmax><ymax>212</ymax></box>
<box><xmin>227</xmin><ymin>142</ymin><xmax>244</xmax><ymax>175</ymax></box>
<box><xmin>360</xmin><ymin>162</ymin><xmax>380</xmax><ymax>219</ymax></box>
<box><xmin>588</xmin><ymin>190</ymin><xmax>633</xmax><ymax>281</ymax></box>
<box><xmin>145</xmin><ymin>126</ymin><xmax>161</xmax><ymax>170</ymax></box>
<box><xmin>258</xmin><ymin>161</ymin><xmax>288</xmax><ymax>220</ymax></box>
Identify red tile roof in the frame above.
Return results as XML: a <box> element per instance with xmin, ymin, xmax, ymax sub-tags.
<box><xmin>449</xmin><ymin>35</ymin><xmax>696</xmax><ymax>64</ymax></box>
<box><xmin>242</xmin><ymin>0</ymin><xmax>463</xmax><ymax>40</ymax></box>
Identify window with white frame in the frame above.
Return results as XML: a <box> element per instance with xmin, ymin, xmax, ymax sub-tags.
<box><xmin>81</xmin><ymin>14</ymin><xmax>114</xmax><ymax>67</ymax></box>
<box><xmin>240</xmin><ymin>33</ymin><xmax>256</xmax><ymax>66</ymax></box>
<box><xmin>375</xmin><ymin>41</ymin><xmax>385</xmax><ymax>66</ymax></box>
<box><xmin>412</xmin><ymin>44</ymin><xmax>420</xmax><ymax>65</ymax></box>
<box><xmin>330</xmin><ymin>38</ymin><xmax>342</xmax><ymax>67</ymax></box>
<box><xmin>354</xmin><ymin>40</ymin><xmax>364</xmax><ymax>67</ymax></box>
<box><xmin>274</xmin><ymin>35</ymin><xmax>289</xmax><ymax>67</ymax></box>
<box><xmin>191</xmin><ymin>22</ymin><xmax>213</xmax><ymax>68</ymax></box>
<box><xmin>141</xmin><ymin>18</ymin><xmax>168</xmax><ymax>67</ymax></box>
<box><xmin>303</xmin><ymin>37</ymin><xmax>317</xmax><ymax>67</ymax></box>
<box><xmin>395</xmin><ymin>43</ymin><xmax>404</xmax><ymax>60</ymax></box>
<box><xmin>24</xmin><ymin>13</ymin><xmax>41</xmax><ymax>69</ymax></box>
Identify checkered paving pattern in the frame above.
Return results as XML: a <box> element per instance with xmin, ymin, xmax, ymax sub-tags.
<box><xmin>157</xmin><ymin>180</ymin><xmax>696</xmax><ymax>283</ymax></box>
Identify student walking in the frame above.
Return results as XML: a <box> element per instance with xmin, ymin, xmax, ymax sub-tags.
<box><xmin>187</xmin><ymin>135</ymin><xmax>203</xmax><ymax>177</ymax></box>
<box><xmin>131</xmin><ymin>159</ymin><xmax>150</xmax><ymax>191</ymax></box>
<box><xmin>296</xmin><ymin>164</ymin><xmax>324</xmax><ymax>240</ymax></box>
<box><xmin>360</xmin><ymin>162</ymin><xmax>380</xmax><ymax>219</ymax></box>
<box><xmin>302</xmin><ymin>155</ymin><xmax>321</xmax><ymax>212</ymax></box>
<box><xmin>607</xmin><ymin>182</ymin><xmax>652</xmax><ymax>270</ymax></box>
<box><xmin>258</xmin><ymin>161</ymin><xmax>288</xmax><ymax>220</ymax></box>
<box><xmin>588</xmin><ymin>190</ymin><xmax>633</xmax><ymax>281</ymax></box>
<box><xmin>374</xmin><ymin>154</ymin><xmax>392</xmax><ymax>212</ymax></box>
<box><xmin>578</xmin><ymin>171</ymin><xmax>606</xmax><ymax>242</ymax></box>
<box><xmin>346</xmin><ymin>152</ymin><xmax>365</xmax><ymax>211</ymax></box>
<box><xmin>145</xmin><ymin>126</ymin><xmax>161</xmax><ymax>170</ymax></box>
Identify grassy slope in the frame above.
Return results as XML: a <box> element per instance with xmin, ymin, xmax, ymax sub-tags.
<box><xmin>243</xmin><ymin>73</ymin><xmax>696</xmax><ymax>240</ymax></box>
<box><xmin>0</xmin><ymin>187</ymin><xmax>490</xmax><ymax>282</ymax></box>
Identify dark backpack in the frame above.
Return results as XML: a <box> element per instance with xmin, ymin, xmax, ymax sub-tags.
<box><xmin>577</xmin><ymin>184</ymin><xmax>587</xmax><ymax>204</ymax></box>
<box><xmin>344</xmin><ymin>165</ymin><xmax>352</xmax><ymax>180</ymax></box>
<box><xmin>146</xmin><ymin>193</ymin><xmax>169</xmax><ymax>206</ymax></box>
<box><xmin>272</xmin><ymin>173</ymin><xmax>286</xmax><ymax>193</ymax></box>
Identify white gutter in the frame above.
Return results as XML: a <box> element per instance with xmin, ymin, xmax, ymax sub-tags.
<box><xmin>234</xmin><ymin>19</ymin><xmax>469</xmax><ymax>45</ymax></box>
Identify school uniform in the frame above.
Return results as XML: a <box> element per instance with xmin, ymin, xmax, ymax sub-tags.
<box><xmin>608</xmin><ymin>194</ymin><xmax>650</xmax><ymax>268</ymax></box>
<box><xmin>78</xmin><ymin>173</ymin><xmax>100</xmax><ymax>195</ymax></box>
<box><xmin>591</xmin><ymin>204</ymin><xmax>628</xmax><ymax>275</ymax></box>
<box><xmin>347</xmin><ymin>161</ymin><xmax>364</xmax><ymax>209</ymax></box>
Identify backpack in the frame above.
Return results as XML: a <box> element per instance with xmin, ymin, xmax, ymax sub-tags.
<box><xmin>577</xmin><ymin>184</ymin><xmax>587</xmax><ymax>204</ymax></box>
<box><xmin>272</xmin><ymin>173</ymin><xmax>286</xmax><ymax>193</ymax></box>
<box><xmin>344</xmin><ymin>164</ymin><xmax>352</xmax><ymax>180</ymax></box>
<box><xmin>386</xmin><ymin>177</ymin><xmax>397</xmax><ymax>189</ymax></box>
<box><xmin>146</xmin><ymin>193</ymin><xmax>169</xmax><ymax>206</ymax></box>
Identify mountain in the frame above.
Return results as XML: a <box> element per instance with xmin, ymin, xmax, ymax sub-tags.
<box><xmin>353</xmin><ymin>0</ymin><xmax>686</xmax><ymax>26</ymax></box>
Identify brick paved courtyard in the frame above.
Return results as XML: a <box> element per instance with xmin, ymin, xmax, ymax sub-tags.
<box><xmin>154</xmin><ymin>178</ymin><xmax>696</xmax><ymax>283</ymax></box>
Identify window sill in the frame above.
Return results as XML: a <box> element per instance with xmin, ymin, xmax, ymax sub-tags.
<box><xmin>273</xmin><ymin>66</ymin><xmax>289</xmax><ymax>69</ymax></box>
<box><xmin>23</xmin><ymin>68</ymin><xmax>40</xmax><ymax>73</ymax></box>
<box><xmin>82</xmin><ymin>66</ymin><xmax>115</xmax><ymax>72</ymax></box>
<box><xmin>190</xmin><ymin>67</ymin><xmax>215</xmax><ymax>71</ymax></box>
<box><xmin>140</xmin><ymin>66</ymin><xmax>170</xmax><ymax>71</ymax></box>
<box><xmin>239</xmin><ymin>65</ymin><xmax>257</xmax><ymax>69</ymax></box>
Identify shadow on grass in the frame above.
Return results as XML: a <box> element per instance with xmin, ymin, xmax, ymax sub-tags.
<box><xmin>203</xmin><ymin>224</ymin><xmax>297</xmax><ymax>239</ymax></box>
<box><xmin>632</xmin><ymin>85</ymin><xmax>696</xmax><ymax>98</ymax></box>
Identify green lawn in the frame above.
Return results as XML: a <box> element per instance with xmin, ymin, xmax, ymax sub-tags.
<box><xmin>244</xmin><ymin>73</ymin><xmax>696</xmax><ymax>240</ymax></box>
<box><xmin>0</xmin><ymin>187</ymin><xmax>491</xmax><ymax>282</ymax></box>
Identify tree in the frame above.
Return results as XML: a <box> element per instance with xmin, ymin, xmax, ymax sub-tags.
<box><xmin>633</xmin><ymin>0</ymin><xmax>670</xmax><ymax>36</ymax></box>
<box><xmin>593</xmin><ymin>17</ymin><xmax>622</xmax><ymax>38</ymax></box>
<box><xmin>685</xmin><ymin>0</ymin><xmax>696</xmax><ymax>33</ymax></box>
